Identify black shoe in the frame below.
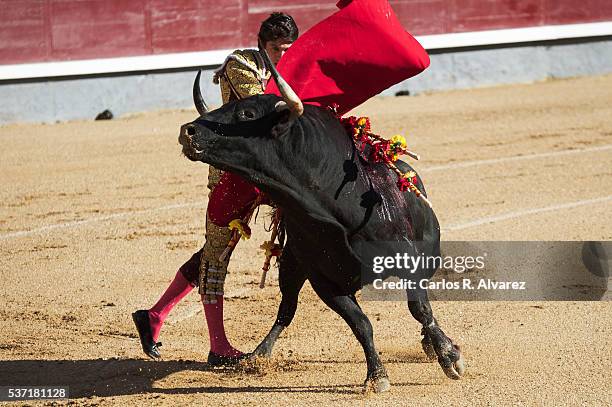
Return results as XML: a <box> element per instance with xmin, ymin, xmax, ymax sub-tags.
<box><xmin>132</xmin><ymin>310</ymin><xmax>161</xmax><ymax>359</ymax></box>
<box><xmin>207</xmin><ymin>351</ymin><xmax>247</xmax><ymax>367</ymax></box>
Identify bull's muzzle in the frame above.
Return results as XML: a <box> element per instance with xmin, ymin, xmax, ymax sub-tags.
<box><xmin>179</xmin><ymin>123</ymin><xmax>196</xmax><ymax>144</ymax></box>
<box><xmin>178</xmin><ymin>123</ymin><xmax>203</xmax><ymax>159</ymax></box>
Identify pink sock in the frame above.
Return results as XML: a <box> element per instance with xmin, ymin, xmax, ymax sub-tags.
<box><xmin>203</xmin><ymin>295</ymin><xmax>243</xmax><ymax>357</ymax></box>
<box><xmin>148</xmin><ymin>270</ymin><xmax>195</xmax><ymax>342</ymax></box>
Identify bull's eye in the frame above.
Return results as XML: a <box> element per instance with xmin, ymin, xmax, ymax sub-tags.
<box><xmin>237</xmin><ymin>109</ymin><xmax>257</xmax><ymax>121</ymax></box>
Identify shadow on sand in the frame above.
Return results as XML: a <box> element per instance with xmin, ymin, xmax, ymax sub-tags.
<box><xmin>0</xmin><ymin>358</ymin><xmax>386</xmax><ymax>398</ymax></box>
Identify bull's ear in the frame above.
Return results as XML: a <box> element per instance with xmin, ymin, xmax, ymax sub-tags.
<box><xmin>270</xmin><ymin>107</ymin><xmax>291</xmax><ymax>138</ymax></box>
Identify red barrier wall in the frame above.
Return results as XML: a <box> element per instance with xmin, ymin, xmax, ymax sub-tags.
<box><xmin>1</xmin><ymin>0</ymin><xmax>611</xmax><ymax>65</ymax></box>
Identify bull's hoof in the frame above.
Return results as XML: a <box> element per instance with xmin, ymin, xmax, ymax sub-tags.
<box><xmin>245</xmin><ymin>352</ymin><xmax>264</xmax><ymax>363</ymax></box>
<box><xmin>249</xmin><ymin>346</ymin><xmax>273</xmax><ymax>359</ymax></box>
<box><xmin>421</xmin><ymin>336</ymin><xmax>437</xmax><ymax>362</ymax></box>
<box><xmin>440</xmin><ymin>348</ymin><xmax>466</xmax><ymax>380</ymax></box>
<box><xmin>364</xmin><ymin>369</ymin><xmax>391</xmax><ymax>394</ymax></box>
<box><xmin>364</xmin><ymin>376</ymin><xmax>391</xmax><ymax>393</ymax></box>
<box><xmin>426</xmin><ymin>328</ymin><xmax>466</xmax><ymax>380</ymax></box>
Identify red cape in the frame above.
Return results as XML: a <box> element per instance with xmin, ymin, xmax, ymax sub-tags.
<box><xmin>265</xmin><ymin>0</ymin><xmax>430</xmax><ymax>116</ymax></box>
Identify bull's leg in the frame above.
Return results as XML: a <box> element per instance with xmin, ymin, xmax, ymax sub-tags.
<box><xmin>407</xmin><ymin>287</ymin><xmax>465</xmax><ymax>379</ymax></box>
<box><xmin>309</xmin><ymin>275</ymin><xmax>390</xmax><ymax>393</ymax></box>
<box><xmin>251</xmin><ymin>249</ymin><xmax>306</xmax><ymax>358</ymax></box>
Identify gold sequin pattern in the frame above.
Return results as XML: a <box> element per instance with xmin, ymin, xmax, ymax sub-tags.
<box><xmin>219</xmin><ymin>50</ymin><xmax>270</xmax><ymax>104</ymax></box>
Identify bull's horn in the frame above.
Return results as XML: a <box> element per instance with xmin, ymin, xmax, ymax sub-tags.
<box><xmin>193</xmin><ymin>70</ymin><xmax>209</xmax><ymax>116</ymax></box>
<box><xmin>259</xmin><ymin>40</ymin><xmax>304</xmax><ymax>118</ymax></box>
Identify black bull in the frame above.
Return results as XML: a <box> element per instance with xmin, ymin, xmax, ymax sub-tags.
<box><xmin>179</xmin><ymin>88</ymin><xmax>465</xmax><ymax>392</ymax></box>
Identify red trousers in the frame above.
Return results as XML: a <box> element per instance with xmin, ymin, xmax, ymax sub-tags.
<box><xmin>207</xmin><ymin>171</ymin><xmax>260</xmax><ymax>227</ymax></box>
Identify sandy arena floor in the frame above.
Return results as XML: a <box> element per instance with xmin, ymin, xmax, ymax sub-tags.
<box><xmin>1</xmin><ymin>75</ymin><xmax>611</xmax><ymax>406</ymax></box>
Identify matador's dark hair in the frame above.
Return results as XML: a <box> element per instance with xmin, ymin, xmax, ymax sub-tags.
<box><xmin>258</xmin><ymin>12</ymin><xmax>299</xmax><ymax>45</ymax></box>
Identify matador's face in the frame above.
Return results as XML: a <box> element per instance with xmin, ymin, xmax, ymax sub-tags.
<box><xmin>263</xmin><ymin>39</ymin><xmax>293</xmax><ymax>65</ymax></box>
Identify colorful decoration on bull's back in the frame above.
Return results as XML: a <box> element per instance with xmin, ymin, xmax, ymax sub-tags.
<box><xmin>331</xmin><ymin>105</ymin><xmax>432</xmax><ymax>208</ymax></box>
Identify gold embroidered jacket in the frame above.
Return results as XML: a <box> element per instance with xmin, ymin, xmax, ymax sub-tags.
<box><xmin>214</xmin><ymin>49</ymin><xmax>270</xmax><ymax>104</ymax></box>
